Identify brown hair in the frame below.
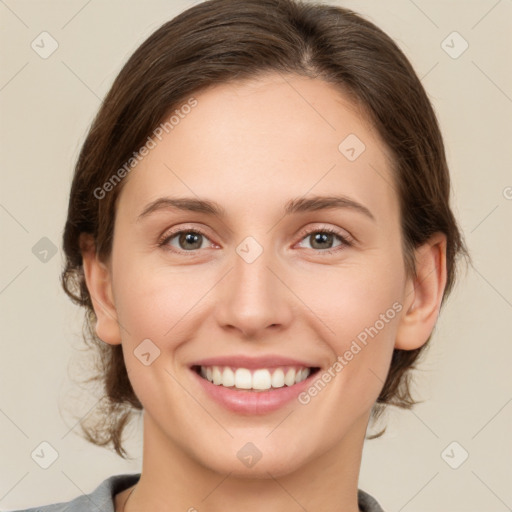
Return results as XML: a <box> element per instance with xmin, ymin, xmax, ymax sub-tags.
<box><xmin>61</xmin><ymin>0</ymin><xmax>470</xmax><ymax>458</ymax></box>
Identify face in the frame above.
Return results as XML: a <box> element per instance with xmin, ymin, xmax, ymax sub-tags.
<box><xmin>96</xmin><ymin>73</ymin><xmax>416</xmax><ymax>477</ymax></box>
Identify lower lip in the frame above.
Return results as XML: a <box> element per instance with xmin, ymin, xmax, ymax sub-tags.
<box><xmin>190</xmin><ymin>368</ymin><xmax>318</xmax><ymax>415</ymax></box>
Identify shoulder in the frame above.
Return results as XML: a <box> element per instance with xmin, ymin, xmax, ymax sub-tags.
<box><xmin>358</xmin><ymin>488</ymin><xmax>386</xmax><ymax>512</ymax></box>
<box><xmin>8</xmin><ymin>473</ymin><xmax>141</xmax><ymax>512</ymax></box>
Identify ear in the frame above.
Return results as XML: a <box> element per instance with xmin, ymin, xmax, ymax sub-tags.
<box><xmin>395</xmin><ymin>232</ymin><xmax>448</xmax><ymax>350</ymax></box>
<box><xmin>79</xmin><ymin>233</ymin><xmax>122</xmax><ymax>346</ymax></box>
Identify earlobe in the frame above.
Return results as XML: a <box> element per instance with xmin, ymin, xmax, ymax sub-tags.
<box><xmin>79</xmin><ymin>233</ymin><xmax>122</xmax><ymax>346</ymax></box>
<box><xmin>395</xmin><ymin>232</ymin><xmax>448</xmax><ymax>350</ymax></box>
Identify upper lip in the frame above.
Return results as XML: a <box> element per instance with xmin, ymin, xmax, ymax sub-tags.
<box><xmin>190</xmin><ymin>355</ymin><xmax>320</xmax><ymax>370</ymax></box>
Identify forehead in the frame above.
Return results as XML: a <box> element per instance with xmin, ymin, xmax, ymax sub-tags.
<box><xmin>117</xmin><ymin>73</ymin><xmax>398</xmax><ymax>225</ymax></box>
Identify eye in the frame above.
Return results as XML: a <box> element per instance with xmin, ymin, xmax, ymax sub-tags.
<box><xmin>158</xmin><ymin>228</ymin><xmax>214</xmax><ymax>253</ymax></box>
<box><xmin>157</xmin><ymin>225</ymin><xmax>353</xmax><ymax>256</ymax></box>
<box><xmin>296</xmin><ymin>226</ymin><xmax>353</xmax><ymax>255</ymax></box>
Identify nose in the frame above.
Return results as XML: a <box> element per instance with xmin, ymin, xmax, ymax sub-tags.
<box><xmin>214</xmin><ymin>244</ymin><xmax>293</xmax><ymax>339</ymax></box>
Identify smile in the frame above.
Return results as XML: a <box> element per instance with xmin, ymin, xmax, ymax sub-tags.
<box><xmin>190</xmin><ymin>362</ymin><xmax>321</xmax><ymax>414</ymax></box>
<box><xmin>193</xmin><ymin>365</ymin><xmax>320</xmax><ymax>391</ymax></box>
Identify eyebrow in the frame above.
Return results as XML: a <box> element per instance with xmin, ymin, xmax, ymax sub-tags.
<box><xmin>136</xmin><ymin>194</ymin><xmax>375</xmax><ymax>222</ymax></box>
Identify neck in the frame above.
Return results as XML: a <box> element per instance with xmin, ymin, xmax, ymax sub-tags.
<box><xmin>124</xmin><ymin>411</ymin><xmax>369</xmax><ymax>512</ymax></box>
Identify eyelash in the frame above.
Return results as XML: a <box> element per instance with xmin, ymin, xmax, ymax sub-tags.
<box><xmin>157</xmin><ymin>225</ymin><xmax>353</xmax><ymax>256</ymax></box>
<box><xmin>296</xmin><ymin>226</ymin><xmax>353</xmax><ymax>255</ymax></box>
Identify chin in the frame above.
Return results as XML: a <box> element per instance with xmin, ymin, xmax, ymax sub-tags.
<box><xmin>192</xmin><ymin>439</ymin><xmax>312</xmax><ymax>479</ymax></box>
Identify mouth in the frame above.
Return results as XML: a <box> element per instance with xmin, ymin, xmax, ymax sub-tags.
<box><xmin>191</xmin><ymin>364</ymin><xmax>321</xmax><ymax>392</ymax></box>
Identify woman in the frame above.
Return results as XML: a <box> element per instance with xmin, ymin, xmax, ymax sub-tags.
<box><xmin>14</xmin><ymin>0</ymin><xmax>469</xmax><ymax>510</ymax></box>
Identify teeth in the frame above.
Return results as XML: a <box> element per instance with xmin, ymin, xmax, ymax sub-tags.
<box><xmin>235</xmin><ymin>368</ymin><xmax>252</xmax><ymax>389</ymax></box>
<box><xmin>284</xmin><ymin>368</ymin><xmax>296</xmax><ymax>386</ymax></box>
<box><xmin>222</xmin><ymin>367</ymin><xmax>235</xmax><ymax>387</ymax></box>
<box><xmin>198</xmin><ymin>365</ymin><xmax>312</xmax><ymax>391</ymax></box>
<box><xmin>271</xmin><ymin>368</ymin><xmax>285</xmax><ymax>388</ymax></box>
<box><xmin>212</xmin><ymin>367</ymin><xmax>222</xmax><ymax>385</ymax></box>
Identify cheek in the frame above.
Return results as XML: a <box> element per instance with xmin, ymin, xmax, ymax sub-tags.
<box><xmin>332</xmin><ymin>275</ymin><xmax>402</xmax><ymax>356</ymax></box>
<box><xmin>111</xmin><ymin>237</ymin><xmax>205</xmax><ymax>342</ymax></box>
<box><xmin>110</xmin><ymin>256</ymin><xmax>202</xmax><ymax>412</ymax></box>
<box><xmin>293</xmin><ymin>286</ymin><xmax>401</xmax><ymax>437</ymax></box>
<box><xmin>293</xmin><ymin>253</ymin><xmax>404</xmax><ymax>401</ymax></box>
<box><xmin>297</xmin><ymin>255</ymin><xmax>404</xmax><ymax>345</ymax></box>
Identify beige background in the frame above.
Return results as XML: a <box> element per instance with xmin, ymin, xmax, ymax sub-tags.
<box><xmin>1</xmin><ymin>0</ymin><xmax>511</xmax><ymax>510</ymax></box>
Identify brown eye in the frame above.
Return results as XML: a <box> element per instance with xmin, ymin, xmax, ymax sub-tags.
<box><xmin>160</xmin><ymin>230</ymin><xmax>211</xmax><ymax>251</ymax></box>
<box><xmin>296</xmin><ymin>227</ymin><xmax>353</xmax><ymax>255</ymax></box>
<box><xmin>308</xmin><ymin>232</ymin><xmax>337</xmax><ymax>250</ymax></box>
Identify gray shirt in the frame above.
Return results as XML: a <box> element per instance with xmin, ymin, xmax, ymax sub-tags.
<box><xmin>10</xmin><ymin>473</ymin><xmax>385</xmax><ymax>511</ymax></box>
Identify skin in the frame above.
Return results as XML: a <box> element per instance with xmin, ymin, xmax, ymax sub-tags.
<box><xmin>81</xmin><ymin>73</ymin><xmax>447</xmax><ymax>512</ymax></box>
